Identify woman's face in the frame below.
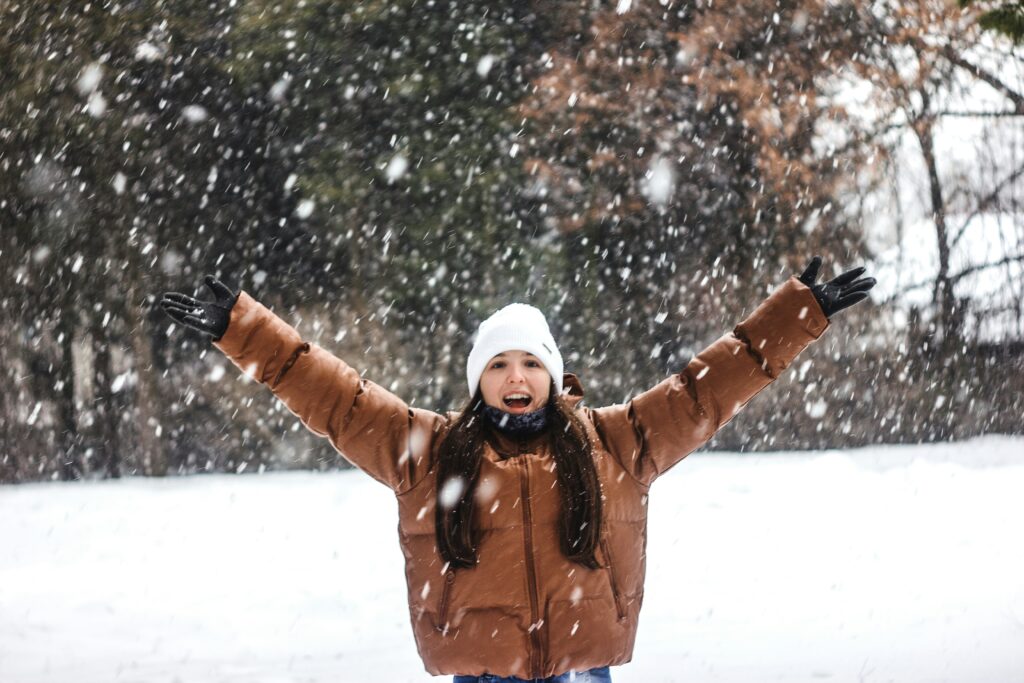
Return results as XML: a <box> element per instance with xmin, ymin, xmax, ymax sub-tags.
<box><xmin>479</xmin><ymin>350</ymin><xmax>551</xmax><ymax>414</ymax></box>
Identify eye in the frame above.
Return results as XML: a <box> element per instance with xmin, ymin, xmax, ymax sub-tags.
<box><xmin>489</xmin><ymin>361</ymin><xmax>505</xmax><ymax>369</ymax></box>
<box><xmin>526</xmin><ymin>360</ymin><xmax>541</xmax><ymax>367</ymax></box>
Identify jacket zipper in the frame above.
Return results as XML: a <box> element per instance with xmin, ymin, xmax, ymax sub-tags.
<box><xmin>518</xmin><ymin>452</ymin><xmax>544</xmax><ymax>678</ymax></box>
<box><xmin>436</xmin><ymin>568</ymin><xmax>456</xmax><ymax>634</ymax></box>
<box><xmin>601</xmin><ymin>538</ymin><xmax>627</xmax><ymax>621</ymax></box>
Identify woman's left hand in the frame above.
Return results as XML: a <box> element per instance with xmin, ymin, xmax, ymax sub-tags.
<box><xmin>160</xmin><ymin>275</ymin><xmax>238</xmax><ymax>341</ymax></box>
<box><xmin>798</xmin><ymin>255</ymin><xmax>876</xmax><ymax>319</ymax></box>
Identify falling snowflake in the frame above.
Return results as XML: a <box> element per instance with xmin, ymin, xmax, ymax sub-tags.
<box><xmin>385</xmin><ymin>154</ymin><xmax>409</xmax><ymax>183</ymax></box>
<box><xmin>642</xmin><ymin>157</ymin><xmax>674</xmax><ymax>206</ymax></box>
<box><xmin>295</xmin><ymin>199</ymin><xmax>315</xmax><ymax>218</ymax></box>
<box><xmin>439</xmin><ymin>476</ymin><xmax>465</xmax><ymax>510</ymax></box>
<box><xmin>477</xmin><ymin>55</ymin><xmax>496</xmax><ymax>77</ymax></box>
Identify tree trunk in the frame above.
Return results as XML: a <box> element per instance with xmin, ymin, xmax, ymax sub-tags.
<box><xmin>0</xmin><ymin>323</ymin><xmax>20</xmax><ymax>482</ymax></box>
<box><xmin>90</xmin><ymin>323</ymin><xmax>122</xmax><ymax>479</ymax></box>
<box><xmin>55</xmin><ymin>312</ymin><xmax>82</xmax><ymax>481</ymax></box>
<box><xmin>125</xmin><ymin>292</ymin><xmax>168</xmax><ymax>477</ymax></box>
<box><xmin>913</xmin><ymin>88</ymin><xmax>958</xmax><ymax>442</ymax></box>
<box><xmin>560</xmin><ymin>229</ymin><xmax>599</xmax><ymax>373</ymax></box>
<box><xmin>912</xmin><ymin>105</ymin><xmax>957</xmax><ymax>355</ymax></box>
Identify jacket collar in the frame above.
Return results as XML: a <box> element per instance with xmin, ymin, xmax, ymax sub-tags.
<box><xmin>561</xmin><ymin>372</ymin><xmax>585</xmax><ymax>408</ymax></box>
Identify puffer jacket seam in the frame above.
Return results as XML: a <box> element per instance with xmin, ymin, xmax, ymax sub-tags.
<box><xmin>271</xmin><ymin>341</ymin><xmax>311</xmax><ymax>389</ymax></box>
<box><xmin>323</xmin><ymin>384</ymin><xmax>353</xmax><ymax>447</ymax></box>
<box><xmin>393</xmin><ymin>408</ymin><xmax>418</xmax><ymax>497</ymax></box>
<box><xmin>395</xmin><ymin>415</ymin><xmax>450</xmax><ymax>499</ymax></box>
<box><xmin>624</xmin><ymin>403</ymin><xmax>655</xmax><ymax>490</ymax></box>
<box><xmin>731</xmin><ymin>326</ymin><xmax>776</xmax><ymax>380</ymax></box>
<box><xmin>585</xmin><ymin>407</ymin><xmax>650</xmax><ymax>492</ymax></box>
<box><xmin>684</xmin><ymin>365</ymin><xmax>721</xmax><ymax>434</ymax></box>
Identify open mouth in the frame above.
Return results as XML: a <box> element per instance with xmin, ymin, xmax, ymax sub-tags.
<box><xmin>502</xmin><ymin>392</ymin><xmax>532</xmax><ymax>410</ymax></box>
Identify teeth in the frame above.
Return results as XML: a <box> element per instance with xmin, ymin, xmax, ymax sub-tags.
<box><xmin>505</xmin><ymin>393</ymin><xmax>530</xmax><ymax>400</ymax></box>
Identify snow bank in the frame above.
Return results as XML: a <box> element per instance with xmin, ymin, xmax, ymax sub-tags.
<box><xmin>1</xmin><ymin>436</ymin><xmax>1022</xmax><ymax>682</ymax></box>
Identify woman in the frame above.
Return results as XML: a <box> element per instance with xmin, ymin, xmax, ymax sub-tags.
<box><xmin>160</xmin><ymin>256</ymin><xmax>874</xmax><ymax>682</ymax></box>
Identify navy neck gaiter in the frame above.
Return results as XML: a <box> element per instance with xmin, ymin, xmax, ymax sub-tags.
<box><xmin>482</xmin><ymin>404</ymin><xmax>549</xmax><ymax>437</ymax></box>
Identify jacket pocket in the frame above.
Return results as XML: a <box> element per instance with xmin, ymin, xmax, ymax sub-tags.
<box><xmin>600</xmin><ymin>538</ymin><xmax>627</xmax><ymax>621</ymax></box>
<box><xmin>435</xmin><ymin>568</ymin><xmax>457</xmax><ymax>633</ymax></box>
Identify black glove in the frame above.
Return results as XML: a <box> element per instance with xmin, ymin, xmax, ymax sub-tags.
<box><xmin>798</xmin><ymin>256</ymin><xmax>876</xmax><ymax>319</ymax></box>
<box><xmin>160</xmin><ymin>275</ymin><xmax>238</xmax><ymax>341</ymax></box>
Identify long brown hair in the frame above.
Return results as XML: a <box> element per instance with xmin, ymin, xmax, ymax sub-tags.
<box><xmin>434</xmin><ymin>379</ymin><xmax>603</xmax><ymax>570</ymax></box>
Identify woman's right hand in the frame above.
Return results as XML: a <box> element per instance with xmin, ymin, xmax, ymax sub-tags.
<box><xmin>160</xmin><ymin>275</ymin><xmax>238</xmax><ymax>341</ymax></box>
<box><xmin>798</xmin><ymin>256</ymin><xmax>875</xmax><ymax>319</ymax></box>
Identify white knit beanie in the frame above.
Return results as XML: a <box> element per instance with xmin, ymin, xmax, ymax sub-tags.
<box><xmin>466</xmin><ymin>303</ymin><xmax>563</xmax><ymax>397</ymax></box>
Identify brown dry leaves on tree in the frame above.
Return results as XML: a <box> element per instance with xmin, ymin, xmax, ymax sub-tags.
<box><xmin>517</xmin><ymin>0</ymin><xmax>883</xmax><ymax>274</ymax></box>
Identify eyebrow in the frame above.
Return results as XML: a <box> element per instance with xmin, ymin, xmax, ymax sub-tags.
<box><xmin>492</xmin><ymin>352</ymin><xmax>538</xmax><ymax>358</ymax></box>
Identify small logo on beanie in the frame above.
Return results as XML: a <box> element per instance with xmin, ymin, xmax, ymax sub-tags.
<box><xmin>543</xmin><ymin>343</ymin><xmax>552</xmax><ymax>354</ymax></box>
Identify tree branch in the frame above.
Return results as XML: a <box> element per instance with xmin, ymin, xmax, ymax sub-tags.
<box><xmin>877</xmin><ymin>254</ymin><xmax>1024</xmax><ymax>306</ymax></box>
<box><xmin>939</xmin><ymin>109</ymin><xmax>1024</xmax><ymax>117</ymax></box>
<box><xmin>827</xmin><ymin>118</ymin><xmax>908</xmax><ymax>159</ymax></box>
<box><xmin>939</xmin><ymin>45</ymin><xmax>1024</xmax><ymax>114</ymax></box>
<box><xmin>950</xmin><ymin>159</ymin><xmax>1024</xmax><ymax>249</ymax></box>
<box><xmin>950</xmin><ymin>253</ymin><xmax>1024</xmax><ymax>285</ymax></box>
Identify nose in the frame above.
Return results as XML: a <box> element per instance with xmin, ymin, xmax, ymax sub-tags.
<box><xmin>506</xmin><ymin>364</ymin><xmax>526</xmax><ymax>383</ymax></box>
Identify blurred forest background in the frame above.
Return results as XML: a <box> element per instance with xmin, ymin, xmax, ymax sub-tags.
<box><xmin>1</xmin><ymin>0</ymin><xmax>1022</xmax><ymax>483</ymax></box>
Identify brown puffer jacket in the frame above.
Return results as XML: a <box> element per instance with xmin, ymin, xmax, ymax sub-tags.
<box><xmin>212</xmin><ymin>276</ymin><xmax>828</xmax><ymax>679</ymax></box>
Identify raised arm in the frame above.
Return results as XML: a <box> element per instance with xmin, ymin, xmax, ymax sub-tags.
<box><xmin>160</xmin><ymin>277</ymin><xmax>443</xmax><ymax>493</ymax></box>
<box><xmin>587</xmin><ymin>258</ymin><xmax>874</xmax><ymax>487</ymax></box>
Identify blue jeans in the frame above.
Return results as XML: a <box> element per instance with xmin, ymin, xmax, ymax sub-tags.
<box><xmin>453</xmin><ymin>665</ymin><xmax>611</xmax><ymax>683</ymax></box>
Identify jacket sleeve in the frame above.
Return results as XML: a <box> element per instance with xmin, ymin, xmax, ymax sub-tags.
<box><xmin>587</xmin><ymin>276</ymin><xmax>829</xmax><ymax>487</ymax></box>
<box><xmin>211</xmin><ymin>291</ymin><xmax>443</xmax><ymax>494</ymax></box>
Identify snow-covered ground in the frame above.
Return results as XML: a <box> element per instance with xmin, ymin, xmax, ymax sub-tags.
<box><xmin>2</xmin><ymin>436</ymin><xmax>1022</xmax><ymax>683</ymax></box>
